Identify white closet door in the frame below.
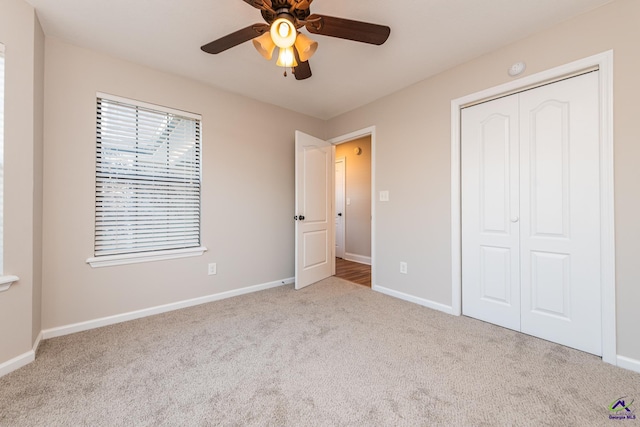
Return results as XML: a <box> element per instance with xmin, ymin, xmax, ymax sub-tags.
<box><xmin>462</xmin><ymin>94</ymin><xmax>521</xmax><ymax>331</ymax></box>
<box><xmin>462</xmin><ymin>72</ymin><xmax>602</xmax><ymax>356</ymax></box>
<box><xmin>519</xmin><ymin>72</ymin><xmax>601</xmax><ymax>355</ymax></box>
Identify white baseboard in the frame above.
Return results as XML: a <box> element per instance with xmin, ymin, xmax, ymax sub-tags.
<box><xmin>0</xmin><ymin>350</ymin><xmax>35</xmax><ymax>378</ymax></box>
<box><xmin>343</xmin><ymin>253</ymin><xmax>372</xmax><ymax>265</ymax></box>
<box><xmin>0</xmin><ymin>331</ymin><xmax>42</xmax><ymax>378</ymax></box>
<box><xmin>372</xmin><ymin>285</ymin><xmax>454</xmax><ymax>315</ymax></box>
<box><xmin>33</xmin><ymin>331</ymin><xmax>43</xmax><ymax>354</ymax></box>
<box><xmin>42</xmin><ymin>277</ymin><xmax>293</xmax><ymax>340</ymax></box>
<box><xmin>616</xmin><ymin>355</ymin><xmax>640</xmax><ymax>374</ymax></box>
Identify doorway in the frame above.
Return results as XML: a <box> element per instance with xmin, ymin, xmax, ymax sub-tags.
<box><xmin>333</xmin><ymin>136</ymin><xmax>372</xmax><ymax>286</ymax></box>
<box><xmin>294</xmin><ymin>127</ymin><xmax>376</xmax><ymax>290</ymax></box>
<box><xmin>334</xmin><ymin>137</ymin><xmax>371</xmax><ymax>261</ymax></box>
<box><xmin>329</xmin><ymin>128</ymin><xmax>376</xmax><ymax>288</ymax></box>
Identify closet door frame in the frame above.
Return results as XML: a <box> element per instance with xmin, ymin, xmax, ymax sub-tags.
<box><xmin>450</xmin><ymin>50</ymin><xmax>616</xmax><ymax>365</ymax></box>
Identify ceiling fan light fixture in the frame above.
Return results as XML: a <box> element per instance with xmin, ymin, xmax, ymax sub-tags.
<box><xmin>276</xmin><ymin>46</ymin><xmax>298</xmax><ymax>68</ymax></box>
<box><xmin>270</xmin><ymin>16</ymin><xmax>297</xmax><ymax>48</ymax></box>
<box><xmin>294</xmin><ymin>33</ymin><xmax>318</xmax><ymax>62</ymax></box>
<box><xmin>200</xmin><ymin>1</ymin><xmax>391</xmax><ymax>81</ymax></box>
<box><xmin>252</xmin><ymin>32</ymin><xmax>276</xmax><ymax>60</ymax></box>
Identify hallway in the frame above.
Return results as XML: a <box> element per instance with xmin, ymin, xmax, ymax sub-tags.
<box><xmin>335</xmin><ymin>258</ymin><xmax>371</xmax><ymax>287</ymax></box>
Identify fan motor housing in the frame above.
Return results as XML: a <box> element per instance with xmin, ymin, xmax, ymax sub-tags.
<box><xmin>261</xmin><ymin>0</ymin><xmax>310</xmax><ymax>25</ymax></box>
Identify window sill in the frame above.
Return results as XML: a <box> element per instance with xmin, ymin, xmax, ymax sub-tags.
<box><xmin>86</xmin><ymin>246</ymin><xmax>208</xmax><ymax>268</ymax></box>
<box><xmin>0</xmin><ymin>275</ymin><xmax>19</xmax><ymax>292</ymax></box>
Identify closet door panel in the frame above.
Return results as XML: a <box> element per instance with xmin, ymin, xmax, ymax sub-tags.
<box><xmin>519</xmin><ymin>72</ymin><xmax>602</xmax><ymax>356</ymax></box>
<box><xmin>462</xmin><ymin>95</ymin><xmax>521</xmax><ymax>331</ymax></box>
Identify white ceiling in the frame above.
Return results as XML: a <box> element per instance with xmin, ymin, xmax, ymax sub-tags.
<box><xmin>25</xmin><ymin>0</ymin><xmax>612</xmax><ymax>119</ymax></box>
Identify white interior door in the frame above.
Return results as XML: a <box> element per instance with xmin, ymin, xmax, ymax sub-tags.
<box><xmin>295</xmin><ymin>131</ymin><xmax>334</xmax><ymax>290</ymax></box>
<box><xmin>462</xmin><ymin>94</ymin><xmax>521</xmax><ymax>331</ymax></box>
<box><xmin>335</xmin><ymin>157</ymin><xmax>345</xmax><ymax>259</ymax></box>
<box><xmin>518</xmin><ymin>72</ymin><xmax>601</xmax><ymax>355</ymax></box>
<box><xmin>462</xmin><ymin>72</ymin><xmax>602</xmax><ymax>355</ymax></box>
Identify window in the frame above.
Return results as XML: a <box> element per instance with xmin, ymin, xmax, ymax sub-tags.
<box><xmin>87</xmin><ymin>94</ymin><xmax>205</xmax><ymax>267</ymax></box>
<box><xmin>0</xmin><ymin>44</ymin><xmax>5</xmax><ymax>274</ymax></box>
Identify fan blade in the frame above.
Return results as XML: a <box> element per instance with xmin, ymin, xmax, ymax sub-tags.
<box><xmin>293</xmin><ymin>47</ymin><xmax>312</xmax><ymax>80</ymax></box>
<box><xmin>201</xmin><ymin>24</ymin><xmax>270</xmax><ymax>54</ymax></box>
<box><xmin>294</xmin><ymin>61</ymin><xmax>312</xmax><ymax>80</ymax></box>
<box><xmin>291</xmin><ymin>0</ymin><xmax>311</xmax><ymax>10</ymax></box>
<box><xmin>305</xmin><ymin>14</ymin><xmax>390</xmax><ymax>45</ymax></box>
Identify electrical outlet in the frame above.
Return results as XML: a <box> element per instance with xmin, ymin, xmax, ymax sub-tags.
<box><xmin>208</xmin><ymin>263</ymin><xmax>217</xmax><ymax>276</ymax></box>
<box><xmin>400</xmin><ymin>262</ymin><xmax>408</xmax><ymax>274</ymax></box>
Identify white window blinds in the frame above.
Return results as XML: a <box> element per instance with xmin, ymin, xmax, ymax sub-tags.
<box><xmin>95</xmin><ymin>95</ymin><xmax>201</xmax><ymax>258</ymax></box>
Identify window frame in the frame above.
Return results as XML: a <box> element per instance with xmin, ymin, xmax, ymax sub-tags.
<box><xmin>0</xmin><ymin>43</ymin><xmax>19</xmax><ymax>291</ymax></box>
<box><xmin>86</xmin><ymin>93</ymin><xmax>206</xmax><ymax>268</ymax></box>
<box><xmin>0</xmin><ymin>43</ymin><xmax>4</xmax><ymax>275</ymax></box>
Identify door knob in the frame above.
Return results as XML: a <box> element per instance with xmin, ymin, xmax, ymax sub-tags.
<box><xmin>299</xmin><ymin>215</ymin><xmax>305</xmax><ymax>221</ymax></box>
<box><xmin>510</xmin><ymin>216</ymin><xmax>519</xmax><ymax>223</ymax></box>
<box><xmin>338</xmin><ymin>213</ymin><xmax>342</xmax><ymax>216</ymax></box>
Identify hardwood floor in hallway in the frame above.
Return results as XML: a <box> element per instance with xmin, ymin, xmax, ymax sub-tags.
<box><xmin>335</xmin><ymin>258</ymin><xmax>371</xmax><ymax>287</ymax></box>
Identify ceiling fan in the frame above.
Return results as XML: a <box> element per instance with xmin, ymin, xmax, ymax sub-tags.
<box><xmin>200</xmin><ymin>0</ymin><xmax>391</xmax><ymax>80</ymax></box>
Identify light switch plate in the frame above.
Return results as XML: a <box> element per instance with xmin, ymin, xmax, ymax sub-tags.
<box><xmin>379</xmin><ymin>191</ymin><xmax>389</xmax><ymax>202</ymax></box>
<box><xmin>208</xmin><ymin>263</ymin><xmax>217</xmax><ymax>275</ymax></box>
<box><xmin>400</xmin><ymin>262</ymin><xmax>408</xmax><ymax>274</ymax></box>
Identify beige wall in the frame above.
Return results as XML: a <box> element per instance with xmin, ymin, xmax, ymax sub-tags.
<box><xmin>327</xmin><ymin>0</ymin><xmax>640</xmax><ymax>361</ymax></box>
<box><xmin>0</xmin><ymin>0</ymin><xmax>44</xmax><ymax>363</ymax></box>
<box><xmin>41</xmin><ymin>38</ymin><xmax>325</xmax><ymax>330</ymax></box>
<box><xmin>335</xmin><ymin>137</ymin><xmax>371</xmax><ymax>259</ymax></box>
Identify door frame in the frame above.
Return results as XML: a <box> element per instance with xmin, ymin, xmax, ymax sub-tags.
<box><xmin>328</xmin><ymin>126</ymin><xmax>376</xmax><ymax>287</ymax></box>
<box><xmin>335</xmin><ymin>156</ymin><xmax>346</xmax><ymax>259</ymax></box>
<box><xmin>450</xmin><ymin>51</ymin><xmax>616</xmax><ymax>364</ymax></box>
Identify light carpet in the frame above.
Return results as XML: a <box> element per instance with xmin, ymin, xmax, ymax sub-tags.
<box><xmin>1</xmin><ymin>277</ymin><xmax>638</xmax><ymax>426</ymax></box>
